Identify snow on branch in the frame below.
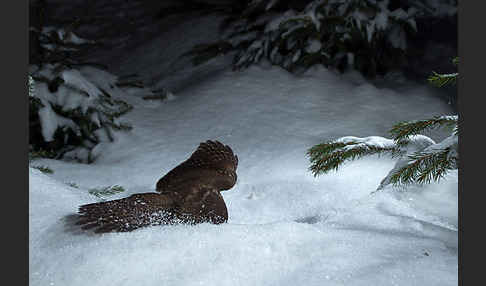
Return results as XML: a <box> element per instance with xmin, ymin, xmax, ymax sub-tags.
<box><xmin>308</xmin><ymin>115</ymin><xmax>458</xmax><ymax>190</ymax></box>
<box><xmin>307</xmin><ymin>136</ymin><xmax>400</xmax><ymax>176</ymax></box>
<box><xmin>428</xmin><ymin>71</ymin><xmax>457</xmax><ymax>87</ymax></box>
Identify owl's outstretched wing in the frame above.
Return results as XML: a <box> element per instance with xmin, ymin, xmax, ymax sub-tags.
<box><xmin>77</xmin><ymin>193</ymin><xmax>176</xmax><ymax>233</ymax></box>
<box><xmin>156</xmin><ymin>140</ymin><xmax>238</xmax><ymax>194</ymax></box>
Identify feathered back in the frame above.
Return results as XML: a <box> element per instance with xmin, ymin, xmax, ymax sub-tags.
<box><xmin>156</xmin><ymin>140</ymin><xmax>238</xmax><ymax>193</ymax></box>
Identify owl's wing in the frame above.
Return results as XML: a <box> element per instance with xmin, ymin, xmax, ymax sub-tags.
<box><xmin>178</xmin><ymin>185</ymin><xmax>228</xmax><ymax>224</ymax></box>
<box><xmin>156</xmin><ymin>140</ymin><xmax>238</xmax><ymax>194</ymax></box>
<box><xmin>77</xmin><ymin>193</ymin><xmax>176</xmax><ymax>233</ymax></box>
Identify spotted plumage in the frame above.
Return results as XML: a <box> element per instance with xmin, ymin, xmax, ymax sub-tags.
<box><xmin>77</xmin><ymin>140</ymin><xmax>238</xmax><ymax>233</ymax></box>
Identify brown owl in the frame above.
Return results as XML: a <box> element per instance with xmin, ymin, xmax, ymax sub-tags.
<box><xmin>77</xmin><ymin>140</ymin><xmax>238</xmax><ymax>233</ymax></box>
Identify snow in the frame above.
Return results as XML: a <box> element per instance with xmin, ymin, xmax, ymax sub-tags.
<box><xmin>388</xmin><ymin>26</ymin><xmax>407</xmax><ymax>50</ymax></box>
<box><xmin>377</xmin><ymin>135</ymin><xmax>437</xmax><ymax>191</ymax></box>
<box><xmin>292</xmin><ymin>50</ymin><xmax>301</xmax><ymax>63</ymax></box>
<box><xmin>30</xmin><ymin>10</ymin><xmax>457</xmax><ymax>286</ymax></box>
<box><xmin>424</xmin><ymin>0</ymin><xmax>457</xmax><ymax>17</ymax></box>
<box><xmin>41</xmin><ymin>26</ymin><xmax>94</xmax><ymax>47</ymax></box>
<box><xmin>306</xmin><ymin>39</ymin><xmax>321</xmax><ymax>53</ymax></box>
<box><xmin>338</xmin><ymin>136</ymin><xmax>396</xmax><ymax>149</ymax></box>
<box><xmin>30</xmin><ymin>64</ymin><xmax>457</xmax><ymax>286</ymax></box>
<box><xmin>61</xmin><ymin>69</ymin><xmax>102</xmax><ymax>102</ymax></box>
<box><xmin>374</xmin><ymin>11</ymin><xmax>389</xmax><ymax>31</ymax></box>
<box><xmin>265</xmin><ymin>0</ymin><xmax>279</xmax><ymax>11</ymax></box>
<box><xmin>37</xmin><ymin>100</ymin><xmax>79</xmax><ymax>141</ymax></box>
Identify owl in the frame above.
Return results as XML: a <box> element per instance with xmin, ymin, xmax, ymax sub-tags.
<box><xmin>77</xmin><ymin>140</ymin><xmax>238</xmax><ymax>233</ymax></box>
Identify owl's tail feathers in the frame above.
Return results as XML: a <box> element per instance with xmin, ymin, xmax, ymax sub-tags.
<box><xmin>77</xmin><ymin>193</ymin><xmax>176</xmax><ymax>233</ymax></box>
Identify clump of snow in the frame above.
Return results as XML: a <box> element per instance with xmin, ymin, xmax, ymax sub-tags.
<box><xmin>37</xmin><ymin>101</ymin><xmax>80</xmax><ymax>141</ymax></box>
<box><xmin>265</xmin><ymin>0</ymin><xmax>279</xmax><ymax>11</ymax></box>
<box><xmin>337</xmin><ymin>136</ymin><xmax>396</xmax><ymax>150</ymax></box>
<box><xmin>402</xmin><ymin>135</ymin><xmax>438</xmax><ymax>152</ymax></box>
<box><xmin>387</xmin><ymin>25</ymin><xmax>407</xmax><ymax>50</ymax></box>
<box><xmin>62</xmin><ymin>69</ymin><xmax>102</xmax><ymax>101</ymax></box>
<box><xmin>42</xmin><ymin>26</ymin><xmax>95</xmax><ymax>45</ymax></box>
<box><xmin>305</xmin><ymin>39</ymin><xmax>321</xmax><ymax>53</ymax></box>
<box><xmin>374</xmin><ymin>11</ymin><xmax>389</xmax><ymax>30</ymax></box>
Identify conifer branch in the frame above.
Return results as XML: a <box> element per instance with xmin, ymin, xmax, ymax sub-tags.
<box><xmin>88</xmin><ymin>185</ymin><xmax>125</xmax><ymax>199</ymax></box>
<box><xmin>390</xmin><ymin>116</ymin><xmax>458</xmax><ymax>145</ymax></box>
<box><xmin>307</xmin><ymin>55</ymin><xmax>459</xmax><ymax>189</ymax></box>
<box><xmin>452</xmin><ymin>57</ymin><xmax>459</xmax><ymax>66</ymax></box>
<box><xmin>428</xmin><ymin>71</ymin><xmax>457</xmax><ymax>87</ymax></box>
<box><xmin>428</xmin><ymin>57</ymin><xmax>459</xmax><ymax>87</ymax></box>
<box><xmin>388</xmin><ymin>148</ymin><xmax>456</xmax><ymax>186</ymax></box>
<box><xmin>31</xmin><ymin>165</ymin><xmax>54</xmax><ymax>174</ymax></box>
<box><xmin>307</xmin><ymin>140</ymin><xmax>400</xmax><ymax>176</ymax></box>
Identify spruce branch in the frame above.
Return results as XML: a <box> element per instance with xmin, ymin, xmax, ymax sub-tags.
<box><xmin>388</xmin><ymin>148</ymin><xmax>456</xmax><ymax>186</ymax></box>
<box><xmin>428</xmin><ymin>57</ymin><xmax>458</xmax><ymax>87</ymax></box>
<box><xmin>308</xmin><ymin>55</ymin><xmax>459</xmax><ymax>189</ymax></box>
<box><xmin>66</xmin><ymin>182</ymin><xmax>79</xmax><ymax>188</ymax></box>
<box><xmin>428</xmin><ymin>71</ymin><xmax>457</xmax><ymax>87</ymax></box>
<box><xmin>307</xmin><ymin>140</ymin><xmax>399</xmax><ymax>176</ymax></box>
<box><xmin>31</xmin><ymin>165</ymin><xmax>54</xmax><ymax>174</ymax></box>
<box><xmin>29</xmin><ymin>149</ymin><xmax>57</xmax><ymax>161</ymax></box>
<box><xmin>452</xmin><ymin>57</ymin><xmax>459</xmax><ymax>66</ymax></box>
<box><xmin>390</xmin><ymin>115</ymin><xmax>458</xmax><ymax>145</ymax></box>
<box><xmin>88</xmin><ymin>185</ymin><xmax>125</xmax><ymax>199</ymax></box>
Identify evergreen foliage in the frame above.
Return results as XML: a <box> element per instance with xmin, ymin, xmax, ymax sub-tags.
<box><xmin>29</xmin><ymin>19</ymin><xmax>134</xmax><ymax>163</ymax></box>
<box><xmin>31</xmin><ymin>165</ymin><xmax>54</xmax><ymax>174</ymax></box>
<box><xmin>66</xmin><ymin>182</ymin><xmax>79</xmax><ymax>188</ymax></box>
<box><xmin>388</xmin><ymin>147</ymin><xmax>456</xmax><ymax>186</ymax></box>
<box><xmin>29</xmin><ymin>66</ymin><xmax>134</xmax><ymax>163</ymax></box>
<box><xmin>427</xmin><ymin>57</ymin><xmax>458</xmax><ymax>87</ymax></box>
<box><xmin>308</xmin><ymin>140</ymin><xmax>400</xmax><ymax>176</ymax></box>
<box><xmin>88</xmin><ymin>185</ymin><xmax>126</xmax><ymax>200</ymax></box>
<box><xmin>390</xmin><ymin>115</ymin><xmax>458</xmax><ymax>144</ymax></box>
<box><xmin>185</xmin><ymin>0</ymin><xmax>457</xmax><ymax>77</ymax></box>
<box><xmin>29</xmin><ymin>3</ymin><xmax>137</xmax><ymax>163</ymax></box>
<box><xmin>308</xmin><ymin>116</ymin><xmax>458</xmax><ymax>190</ymax></box>
<box><xmin>308</xmin><ymin>58</ymin><xmax>459</xmax><ymax>189</ymax></box>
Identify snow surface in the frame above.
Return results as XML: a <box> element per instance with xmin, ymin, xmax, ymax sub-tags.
<box><xmin>30</xmin><ymin>8</ymin><xmax>457</xmax><ymax>286</ymax></box>
<box><xmin>30</xmin><ymin>63</ymin><xmax>457</xmax><ymax>286</ymax></box>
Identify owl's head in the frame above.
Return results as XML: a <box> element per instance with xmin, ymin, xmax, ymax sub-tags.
<box><xmin>199</xmin><ymin>140</ymin><xmax>238</xmax><ymax>191</ymax></box>
<box><xmin>213</xmin><ymin>153</ymin><xmax>238</xmax><ymax>191</ymax></box>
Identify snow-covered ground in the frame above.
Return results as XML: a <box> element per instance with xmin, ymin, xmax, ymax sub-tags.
<box><xmin>30</xmin><ymin>9</ymin><xmax>457</xmax><ymax>286</ymax></box>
